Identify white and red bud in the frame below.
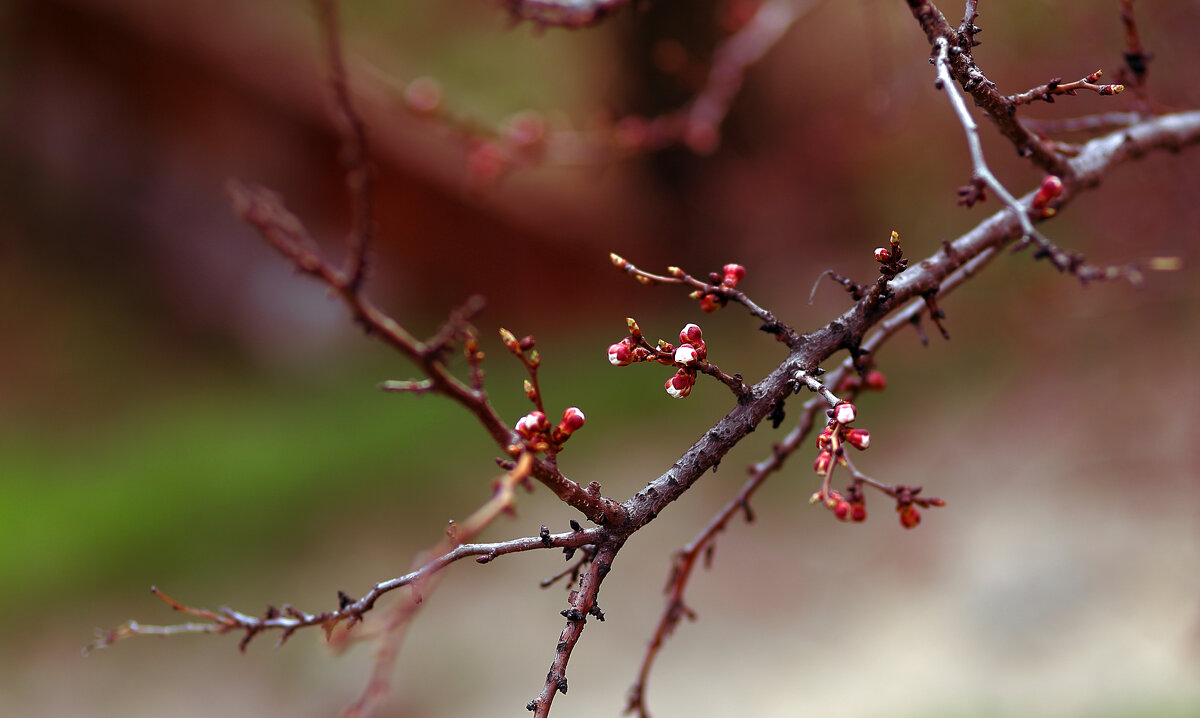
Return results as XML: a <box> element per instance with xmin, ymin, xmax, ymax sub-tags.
<box><xmin>874</xmin><ymin>247</ymin><xmax>892</xmax><ymax>262</ymax></box>
<box><xmin>674</xmin><ymin>344</ymin><xmax>699</xmax><ymax>365</ymax></box>
<box><xmin>833</xmin><ymin>402</ymin><xmax>857</xmax><ymax>425</ymax></box>
<box><xmin>556</xmin><ymin>407</ymin><xmax>586</xmax><ymax>437</ymax></box>
<box><xmin>665</xmin><ymin>370</ymin><xmax>695</xmax><ymax>399</ymax></box>
<box><xmin>610</xmin><ymin>253</ymin><xmax>629</xmax><ymax>269</ymax></box>
<box><xmin>608</xmin><ymin>340</ymin><xmax>635</xmax><ymax>366</ymax></box>
<box><xmin>515</xmin><ymin>411</ymin><xmax>549</xmax><ymax>440</ymax></box>
<box><xmin>679</xmin><ymin>323</ymin><xmax>704</xmax><ymax>345</ymax></box>
<box><xmin>844</xmin><ymin>428</ymin><xmax>871</xmax><ymax>451</ymax></box>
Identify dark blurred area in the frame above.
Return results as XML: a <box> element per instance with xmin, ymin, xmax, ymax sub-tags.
<box><xmin>1</xmin><ymin>1</ymin><xmax>1198</xmax><ymax>716</ymax></box>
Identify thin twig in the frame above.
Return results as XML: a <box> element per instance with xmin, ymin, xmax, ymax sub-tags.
<box><xmin>317</xmin><ymin>0</ymin><xmax>373</xmax><ymax>293</ymax></box>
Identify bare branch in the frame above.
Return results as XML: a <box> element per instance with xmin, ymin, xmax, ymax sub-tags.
<box><xmin>317</xmin><ymin>0</ymin><xmax>373</xmax><ymax>293</ymax></box>
<box><xmin>1006</xmin><ymin>70</ymin><xmax>1125</xmax><ymax>107</ymax></box>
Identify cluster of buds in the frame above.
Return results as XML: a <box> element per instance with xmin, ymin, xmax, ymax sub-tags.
<box><xmin>690</xmin><ymin>263</ymin><xmax>746</xmax><ymax>313</ymax></box>
<box><xmin>813</xmin><ymin>402</ymin><xmax>870</xmax><ymax>472</ymax></box>
<box><xmin>1031</xmin><ymin>174</ymin><xmax>1064</xmax><ymax>218</ymax></box>
<box><xmin>666</xmin><ymin>323</ymin><xmax>705</xmax><ymax>398</ymax></box>
<box><xmin>836</xmin><ymin>369</ymin><xmax>888</xmax><ymax>394</ymax></box>
<box><xmin>810</xmin><ymin>487</ymin><xmax>867</xmax><ymax>523</ymax></box>
<box><xmin>873</xmin><ymin>231</ymin><xmax>909</xmax><ymax>279</ymax></box>
<box><xmin>893</xmin><ymin>486</ymin><xmax>945</xmax><ymax>530</ymax></box>
<box><xmin>514</xmin><ymin>407</ymin><xmax>586</xmax><ymax>452</ymax></box>
<box><xmin>609</xmin><ymin>320</ymin><xmax>714</xmax><ymax>400</ymax></box>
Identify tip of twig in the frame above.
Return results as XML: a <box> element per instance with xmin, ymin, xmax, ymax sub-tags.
<box><xmin>1145</xmin><ymin>256</ymin><xmax>1182</xmax><ymax>272</ymax></box>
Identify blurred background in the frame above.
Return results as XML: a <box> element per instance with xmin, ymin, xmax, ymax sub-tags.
<box><xmin>1</xmin><ymin>0</ymin><xmax>1198</xmax><ymax>716</ymax></box>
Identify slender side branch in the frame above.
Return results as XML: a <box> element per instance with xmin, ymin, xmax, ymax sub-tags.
<box><xmin>1006</xmin><ymin>70</ymin><xmax>1125</xmax><ymax>107</ymax></box>
<box><xmin>317</xmin><ymin>0</ymin><xmax>373</xmax><ymax>293</ymax></box>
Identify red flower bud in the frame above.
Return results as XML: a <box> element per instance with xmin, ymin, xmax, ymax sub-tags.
<box><xmin>558</xmin><ymin>407</ymin><xmax>586</xmax><ymax>434</ymax></box>
<box><xmin>722</xmin><ymin>263</ymin><xmax>746</xmax><ymax>286</ymax></box>
<box><xmin>816</xmin><ymin>427</ymin><xmax>833</xmax><ymax>451</ymax></box>
<box><xmin>845</xmin><ymin>428</ymin><xmax>871</xmax><ymax>451</ymax></box>
<box><xmin>1032</xmin><ymin>174</ymin><xmax>1064</xmax><ymax>211</ymax></box>
<box><xmin>679</xmin><ymin>323</ymin><xmax>704</xmax><ymax>345</ymax></box>
<box><xmin>665</xmin><ymin>371</ymin><xmax>695</xmax><ymax>399</ymax></box>
<box><xmin>864</xmin><ymin>370</ymin><xmax>887</xmax><ymax>391</ymax></box>
<box><xmin>698</xmin><ymin>294</ymin><xmax>722</xmax><ymax>313</ymax></box>
<box><xmin>850</xmin><ymin>503</ymin><xmax>867</xmax><ymax>522</ymax></box>
<box><xmin>833</xmin><ymin>499</ymin><xmax>851</xmax><ymax>521</ymax></box>
<box><xmin>898</xmin><ymin>505</ymin><xmax>921</xmax><ymax>529</ymax></box>
<box><xmin>813</xmin><ymin>450</ymin><xmax>833</xmax><ymax>475</ymax></box>
<box><xmin>836</xmin><ymin>376</ymin><xmax>861</xmax><ymax>393</ymax></box>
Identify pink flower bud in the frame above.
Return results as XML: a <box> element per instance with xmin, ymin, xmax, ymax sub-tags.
<box><xmin>559</xmin><ymin>407</ymin><xmax>586</xmax><ymax>434</ymax></box>
<box><xmin>1032</xmin><ymin>175</ymin><xmax>1064</xmax><ymax>211</ymax></box>
<box><xmin>608</xmin><ymin>341</ymin><xmax>634</xmax><ymax>366</ymax></box>
<box><xmin>845</xmin><ymin>428</ymin><xmax>871</xmax><ymax>450</ymax></box>
<box><xmin>665</xmin><ymin>371</ymin><xmax>695</xmax><ymax>399</ymax></box>
<box><xmin>679</xmin><ymin>323</ymin><xmax>704</xmax><ymax>345</ymax></box>
<box><xmin>833</xmin><ymin>402</ymin><xmax>857</xmax><ymax>425</ymax></box>
<box><xmin>864</xmin><ymin>370</ymin><xmax>887</xmax><ymax>391</ymax></box>
<box><xmin>722</xmin><ymin>263</ymin><xmax>746</xmax><ymax>286</ymax></box>
<box><xmin>698</xmin><ymin>294</ymin><xmax>722</xmax><ymax>313</ymax></box>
